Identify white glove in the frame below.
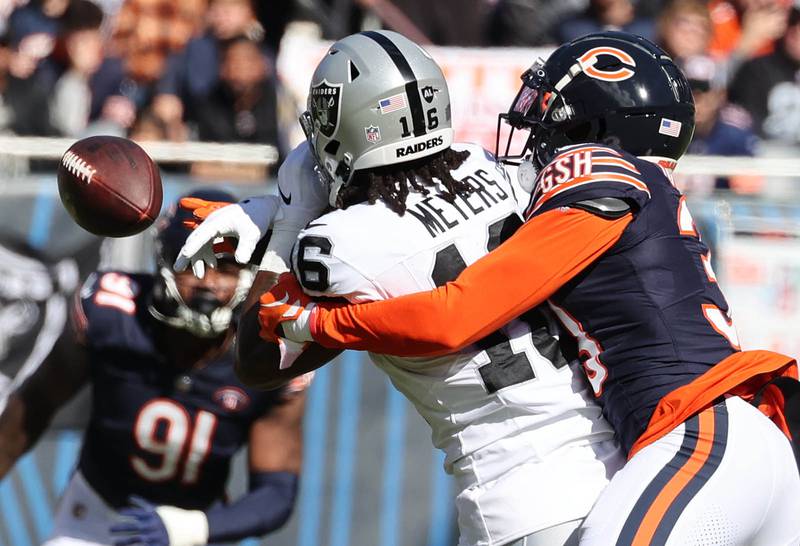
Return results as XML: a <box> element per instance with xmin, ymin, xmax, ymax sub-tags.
<box><xmin>516</xmin><ymin>156</ymin><xmax>538</xmax><ymax>194</ymax></box>
<box><xmin>174</xmin><ymin>196</ymin><xmax>280</xmax><ymax>278</ymax></box>
<box><xmin>174</xmin><ymin>143</ymin><xmax>329</xmax><ymax>278</ymax></box>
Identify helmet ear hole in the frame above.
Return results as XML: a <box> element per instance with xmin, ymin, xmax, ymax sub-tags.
<box><xmin>565</xmin><ymin>121</ymin><xmax>593</xmax><ymax>143</ymax></box>
<box><xmin>324</xmin><ymin>140</ymin><xmax>341</xmax><ymax>155</ymax></box>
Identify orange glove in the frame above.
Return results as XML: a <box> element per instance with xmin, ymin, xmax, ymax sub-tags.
<box><xmin>179</xmin><ymin>197</ymin><xmax>231</xmax><ymax>230</ymax></box>
<box><xmin>258</xmin><ymin>273</ymin><xmax>316</xmax><ymax>343</ymax></box>
<box><xmin>178</xmin><ymin>197</ymin><xmax>236</xmax><ymax>255</ymax></box>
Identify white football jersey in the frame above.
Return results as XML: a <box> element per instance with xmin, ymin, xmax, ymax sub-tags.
<box><xmin>291</xmin><ymin>143</ymin><xmax>624</xmax><ymax>546</ymax></box>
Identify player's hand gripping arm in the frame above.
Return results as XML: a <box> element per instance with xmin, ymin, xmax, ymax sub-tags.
<box><xmin>0</xmin><ymin>316</ymin><xmax>89</xmax><ymax>479</ymax></box>
<box><xmin>263</xmin><ymin>208</ymin><xmax>633</xmax><ymax>356</ymax></box>
<box><xmin>111</xmin><ymin>392</ymin><xmax>308</xmax><ymax>545</ymax></box>
<box><xmin>236</xmin><ymin>272</ymin><xmax>341</xmax><ymax>391</ymax></box>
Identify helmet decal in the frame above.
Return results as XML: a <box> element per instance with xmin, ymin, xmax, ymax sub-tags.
<box><xmin>310</xmin><ymin>79</ymin><xmax>343</xmax><ymax>138</ymax></box>
<box><xmin>578</xmin><ymin>47</ymin><xmax>636</xmax><ymax>82</ymax></box>
<box><xmin>658</xmin><ymin>118</ymin><xmax>682</xmax><ymax>138</ymax></box>
<box><xmin>302</xmin><ymin>30</ymin><xmax>453</xmax><ymax>207</ymax></box>
<box><xmin>364</xmin><ymin>125</ymin><xmax>382</xmax><ymax>143</ymax></box>
<box><xmin>378</xmin><ymin>92</ymin><xmax>408</xmax><ymax>114</ymax></box>
<box><xmin>362</xmin><ymin>30</ymin><xmax>427</xmax><ymax>137</ymax></box>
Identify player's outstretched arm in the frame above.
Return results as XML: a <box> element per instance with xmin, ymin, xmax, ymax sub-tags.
<box><xmin>204</xmin><ymin>389</ymin><xmax>306</xmax><ymax>541</ymax></box>
<box><xmin>290</xmin><ymin>208</ymin><xmax>632</xmax><ymax>356</ymax></box>
<box><xmin>0</xmin><ymin>326</ymin><xmax>89</xmax><ymax>479</ymax></box>
<box><xmin>175</xmin><ymin>195</ymin><xmax>281</xmax><ymax>278</ymax></box>
<box><xmin>175</xmin><ymin>142</ymin><xmax>329</xmax><ymax>279</ymax></box>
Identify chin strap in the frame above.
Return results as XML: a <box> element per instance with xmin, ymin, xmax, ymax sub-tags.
<box><xmin>149</xmin><ymin>266</ymin><xmax>254</xmax><ymax>338</ymax></box>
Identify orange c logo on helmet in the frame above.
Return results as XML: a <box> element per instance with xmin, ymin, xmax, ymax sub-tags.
<box><xmin>578</xmin><ymin>47</ymin><xmax>636</xmax><ymax>82</ymax></box>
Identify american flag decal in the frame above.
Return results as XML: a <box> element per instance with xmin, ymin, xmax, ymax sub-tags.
<box><xmin>659</xmin><ymin>118</ymin><xmax>682</xmax><ymax>138</ymax></box>
<box><xmin>378</xmin><ymin>93</ymin><xmax>407</xmax><ymax>114</ymax></box>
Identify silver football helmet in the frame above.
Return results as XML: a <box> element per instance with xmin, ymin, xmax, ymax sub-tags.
<box><xmin>300</xmin><ymin>30</ymin><xmax>454</xmax><ymax>207</ymax></box>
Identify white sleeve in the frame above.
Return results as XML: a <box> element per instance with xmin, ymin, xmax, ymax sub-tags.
<box><xmin>451</xmin><ymin>142</ymin><xmax>531</xmax><ymax>217</ymax></box>
<box><xmin>290</xmin><ymin>226</ymin><xmax>381</xmax><ymax>303</ymax></box>
<box><xmin>261</xmin><ymin>142</ymin><xmax>330</xmax><ymax>272</ymax></box>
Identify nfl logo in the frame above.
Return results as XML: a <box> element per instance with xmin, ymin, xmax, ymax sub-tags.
<box><xmin>365</xmin><ymin>125</ymin><xmax>381</xmax><ymax>143</ymax></box>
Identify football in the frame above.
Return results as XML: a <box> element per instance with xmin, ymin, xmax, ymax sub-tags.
<box><xmin>57</xmin><ymin>135</ymin><xmax>163</xmax><ymax>237</ymax></box>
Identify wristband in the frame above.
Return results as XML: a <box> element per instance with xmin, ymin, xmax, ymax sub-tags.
<box><xmin>155</xmin><ymin>506</ymin><xmax>209</xmax><ymax>546</ymax></box>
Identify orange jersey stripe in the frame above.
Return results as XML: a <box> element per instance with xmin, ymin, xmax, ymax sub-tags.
<box><xmin>556</xmin><ymin>145</ymin><xmax>621</xmax><ymax>159</ymax></box>
<box><xmin>629</xmin><ymin>350</ymin><xmax>798</xmax><ymax>459</ymax></box>
<box><xmin>592</xmin><ymin>157</ymin><xmax>640</xmax><ymax>174</ymax></box>
<box><xmin>631</xmin><ymin>408</ymin><xmax>716</xmax><ymax>546</ymax></box>
<box><xmin>533</xmin><ymin>173</ymin><xmax>650</xmax><ymax>212</ymax></box>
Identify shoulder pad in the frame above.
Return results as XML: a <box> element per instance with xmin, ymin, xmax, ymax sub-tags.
<box><xmin>291</xmin><ymin>221</ymin><xmax>380</xmax><ymax>303</ymax></box>
<box><xmin>527</xmin><ymin>144</ymin><xmax>650</xmax><ymax>218</ymax></box>
<box><xmin>79</xmin><ymin>271</ymin><xmax>156</xmax><ymax>352</ymax></box>
<box><xmin>571</xmin><ymin>197</ymin><xmax>632</xmax><ymax>219</ymax></box>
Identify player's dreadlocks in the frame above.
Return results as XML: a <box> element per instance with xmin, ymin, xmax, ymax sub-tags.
<box><xmin>337</xmin><ymin>147</ymin><xmax>473</xmax><ymax>215</ymax></box>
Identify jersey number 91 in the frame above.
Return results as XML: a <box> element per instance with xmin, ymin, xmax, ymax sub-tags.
<box><xmin>130</xmin><ymin>399</ymin><xmax>218</xmax><ymax>484</ymax></box>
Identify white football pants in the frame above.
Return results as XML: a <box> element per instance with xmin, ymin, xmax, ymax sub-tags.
<box><xmin>579</xmin><ymin>396</ymin><xmax>800</xmax><ymax>545</ymax></box>
<box><xmin>42</xmin><ymin>471</ymin><xmax>117</xmax><ymax>546</ymax></box>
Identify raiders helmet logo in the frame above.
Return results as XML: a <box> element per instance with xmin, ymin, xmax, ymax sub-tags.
<box><xmin>310</xmin><ymin>80</ymin><xmax>343</xmax><ymax>138</ymax></box>
<box><xmin>578</xmin><ymin>47</ymin><xmax>637</xmax><ymax>82</ymax></box>
<box><xmin>421</xmin><ymin>86</ymin><xmax>435</xmax><ymax>104</ymax></box>
<box><xmin>0</xmin><ymin>241</ymin><xmax>79</xmax><ymax>389</ymax></box>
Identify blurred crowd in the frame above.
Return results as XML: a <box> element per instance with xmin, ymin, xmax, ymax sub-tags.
<box><xmin>0</xmin><ymin>0</ymin><xmax>293</xmax><ymax>164</ymax></box>
<box><xmin>0</xmin><ymin>0</ymin><xmax>798</xmax><ymax>188</ymax></box>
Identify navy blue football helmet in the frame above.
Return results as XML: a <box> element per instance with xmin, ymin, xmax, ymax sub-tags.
<box><xmin>497</xmin><ymin>31</ymin><xmax>695</xmax><ymax>169</ymax></box>
<box><xmin>149</xmin><ymin>189</ymin><xmax>254</xmax><ymax>338</ymax></box>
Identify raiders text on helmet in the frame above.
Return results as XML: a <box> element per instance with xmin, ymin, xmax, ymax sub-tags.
<box><xmin>497</xmin><ymin>31</ymin><xmax>695</xmax><ymax>169</ymax></box>
<box><xmin>300</xmin><ymin>30</ymin><xmax>454</xmax><ymax>207</ymax></box>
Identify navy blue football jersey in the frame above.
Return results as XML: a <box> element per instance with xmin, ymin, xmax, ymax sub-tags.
<box><xmin>73</xmin><ymin>271</ymin><xmax>292</xmax><ymax>510</ymax></box>
<box><xmin>527</xmin><ymin>145</ymin><xmax>739</xmax><ymax>452</ymax></box>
